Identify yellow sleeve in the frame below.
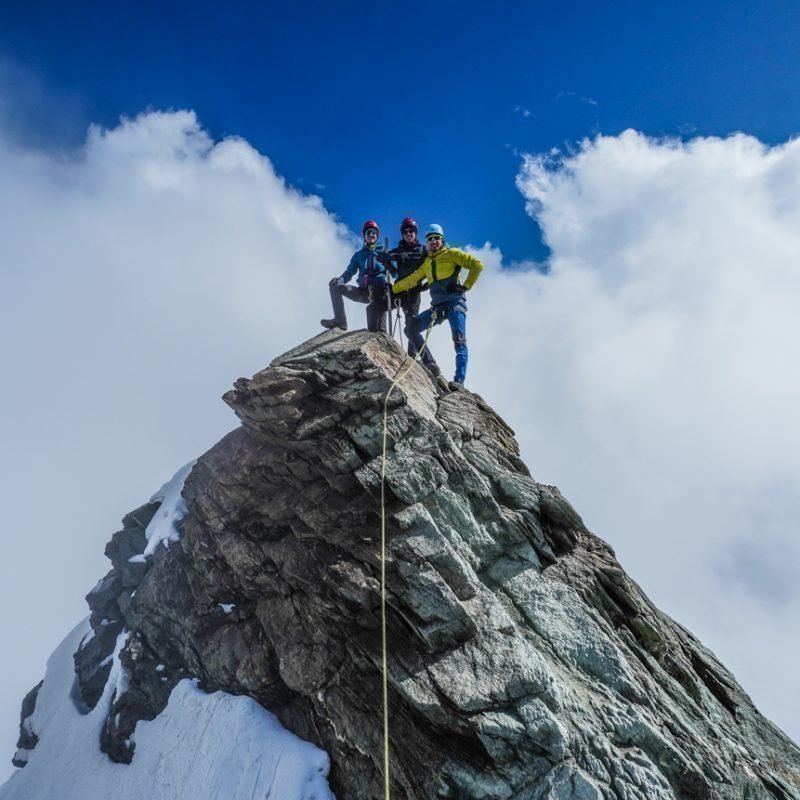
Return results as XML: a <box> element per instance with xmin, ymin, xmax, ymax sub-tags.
<box><xmin>453</xmin><ymin>249</ymin><xmax>484</xmax><ymax>289</ymax></box>
<box><xmin>393</xmin><ymin>262</ymin><xmax>428</xmax><ymax>294</ymax></box>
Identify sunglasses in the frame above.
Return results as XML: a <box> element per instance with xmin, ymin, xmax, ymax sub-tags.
<box><xmin>426</xmin><ymin>234</ymin><xmax>443</xmax><ymax>242</ymax></box>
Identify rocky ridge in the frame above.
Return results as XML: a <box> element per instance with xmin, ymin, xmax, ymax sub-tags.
<box><xmin>12</xmin><ymin>329</ymin><xmax>800</xmax><ymax>799</ymax></box>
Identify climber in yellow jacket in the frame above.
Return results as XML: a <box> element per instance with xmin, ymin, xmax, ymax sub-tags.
<box><xmin>392</xmin><ymin>223</ymin><xmax>484</xmax><ymax>391</ymax></box>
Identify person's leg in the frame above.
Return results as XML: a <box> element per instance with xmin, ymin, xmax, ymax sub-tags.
<box><xmin>402</xmin><ymin>289</ymin><xmax>435</xmax><ymax>363</ymax></box>
<box><xmin>448</xmin><ymin>307</ymin><xmax>468</xmax><ymax>386</ymax></box>
<box><xmin>405</xmin><ymin>306</ymin><xmax>437</xmax><ymax>362</ymax></box>
<box><xmin>322</xmin><ymin>284</ymin><xmax>368</xmax><ymax>329</ymax></box>
<box><xmin>366</xmin><ymin>286</ymin><xmax>389</xmax><ymax>333</ymax></box>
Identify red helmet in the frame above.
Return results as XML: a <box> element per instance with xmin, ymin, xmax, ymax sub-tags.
<box><xmin>362</xmin><ymin>220</ymin><xmax>379</xmax><ymax>235</ymax></box>
<box><xmin>400</xmin><ymin>217</ymin><xmax>417</xmax><ymax>232</ymax></box>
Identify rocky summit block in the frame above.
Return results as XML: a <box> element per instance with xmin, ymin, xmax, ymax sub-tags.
<box><xmin>17</xmin><ymin>330</ymin><xmax>800</xmax><ymax>799</ymax></box>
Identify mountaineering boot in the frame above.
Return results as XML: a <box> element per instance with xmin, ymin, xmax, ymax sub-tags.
<box><xmin>448</xmin><ymin>380</ymin><xmax>465</xmax><ymax>392</ymax></box>
<box><xmin>424</xmin><ymin>362</ymin><xmax>449</xmax><ymax>391</ymax></box>
<box><xmin>320</xmin><ymin>318</ymin><xmax>347</xmax><ymax>331</ymax></box>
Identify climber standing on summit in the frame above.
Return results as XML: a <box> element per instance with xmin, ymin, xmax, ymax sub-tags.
<box><xmin>378</xmin><ymin>217</ymin><xmax>443</xmax><ymax>378</ymax></box>
<box><xmin>321</xmin><ymin>220</ymin><xmax>391</xmax><ymax>333</ymax></box>
<box><xmin>392</xmin><ymin>224</ymin><xmax>484</xmax><ymax>391</ymax></box>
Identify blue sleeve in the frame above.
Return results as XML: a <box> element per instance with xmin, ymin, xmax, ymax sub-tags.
<box><xmin>340</xmin><ymin>252</ymin><xmax>359</xmax><ymax>283</ymax></box>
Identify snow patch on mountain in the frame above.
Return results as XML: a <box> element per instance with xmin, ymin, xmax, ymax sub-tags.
<box><xmin>140</xmin><ymin>460</ymin><xmax>196</xmax><ymax>558</ymax></box>
<box><xmin>0</xmin><ymin>619</ymin><xmax>334</xmax><ymax>800</ymax></box>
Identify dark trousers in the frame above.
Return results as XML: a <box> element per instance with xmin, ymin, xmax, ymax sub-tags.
<box><xmin>329</xmin><ymin>284</ymin><xmax>388</xmax><ymax>333</ymax></box>
<box><xmin>395</xmin><ymin>288</ymin><xmax>436</xmax><ymax>366</ymax></box>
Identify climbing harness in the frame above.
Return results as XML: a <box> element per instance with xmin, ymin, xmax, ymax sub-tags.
<box><xmin>378</xmin><ymin>310</ymin><xmax>437</xmax><ymax>800</ymax></box>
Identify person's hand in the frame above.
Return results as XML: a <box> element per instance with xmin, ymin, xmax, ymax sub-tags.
<box><xmin>329</xmin><ymin>276</ymin><xmax>344</xmax><ymax>286</ymax></box>
<box><xmin>447</xmin><ymin>281</ymin><xmax>467</xmax><ymax>294</ymax></box>
<box><xmin>375</xmin><ymin>251</ymin><xmax>392</xmax><ymax>266</ymax></box>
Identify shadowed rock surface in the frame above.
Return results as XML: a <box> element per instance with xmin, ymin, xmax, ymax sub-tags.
<box><xmin>13</xmin><ymin>330</ymin><xmax>800</xmax><ymax>799</ymax></box>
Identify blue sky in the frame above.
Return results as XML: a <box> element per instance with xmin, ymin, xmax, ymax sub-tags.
<box><xmin>2</xmin><ymin>0</ymin><xmax>800</xmax><ymax>261</ymax></box>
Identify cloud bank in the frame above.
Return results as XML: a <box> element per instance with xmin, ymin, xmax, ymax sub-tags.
<box><xmin>464</xmin><ymin>129</ymin><xmax>800</xmax><ymax>741</ymax></box>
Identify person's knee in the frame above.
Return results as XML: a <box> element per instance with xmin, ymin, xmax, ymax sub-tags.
<box><xmin>452</xmin><ymin>330</ymin><xmax>467</xmax><ymax>349</ymax></box>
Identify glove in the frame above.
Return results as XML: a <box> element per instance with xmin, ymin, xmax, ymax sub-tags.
<box><xmin>375</xmin><ymin>251</ymin><xmax>392</xmax><ymax>266</ymax></box>
<box><xmin>447</xmin><ymin>281</ymin><xmax>467</xmax><ymax>294</ymax></box>
<box><xmin>329</xmin><ymin>276</ymin><xmax>344</xmax><ymax>286</ymax></box>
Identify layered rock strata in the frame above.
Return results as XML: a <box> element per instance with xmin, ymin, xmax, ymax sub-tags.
<box><xmin>14</xmin><ymin>330</ymin><xmax>800</xmax><ymax>799</ymax></box>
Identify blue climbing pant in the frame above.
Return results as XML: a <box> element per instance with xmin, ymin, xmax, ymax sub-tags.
<box><xmin>406</xmin><ymin>303</ymin><xmax>468</xmax><ymax>383</ymax></box>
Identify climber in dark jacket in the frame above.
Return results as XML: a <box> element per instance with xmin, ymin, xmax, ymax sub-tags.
<box><xmin>378</xmin><ymin>217</ymin><xmax>441</xmax><ymax>376</ymax></box>
<box><xmin>321</xmin><ymin>220</ymin><xmax>391</xmax><ymax>333</ymax></box>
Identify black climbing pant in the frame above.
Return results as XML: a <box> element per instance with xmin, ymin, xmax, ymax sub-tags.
<box><xmin>396</xmin><ymin>287</ymin><xmax>436</xmax><ymax>367</ymax></box>
<box><xmin>329</xmin><ymin>283</ymin><xmax>388</xmax><ymax>333</ymax></box>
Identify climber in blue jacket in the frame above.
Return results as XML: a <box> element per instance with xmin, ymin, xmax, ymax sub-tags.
<box><xmin>321</xmin><ymin>220</ymin><xmax>391</xmax><ymax>333</ymax></box>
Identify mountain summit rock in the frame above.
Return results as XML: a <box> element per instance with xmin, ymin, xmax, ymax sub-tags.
<box><xmin>7</xmin><ymin>330</ymin><xmax>800</xmax><ymax>799</ymax></box>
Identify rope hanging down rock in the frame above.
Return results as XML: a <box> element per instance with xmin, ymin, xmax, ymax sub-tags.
<box><xmin>378</xmin><ymin>312</ymin><xmax>437</xmax><ymax>800</ymax></box>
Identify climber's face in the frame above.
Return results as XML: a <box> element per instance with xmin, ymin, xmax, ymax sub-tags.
<box><xmin>426</xmin><ymin>234</ymin><xmax>443</xmax><ymax>253</ymax></box>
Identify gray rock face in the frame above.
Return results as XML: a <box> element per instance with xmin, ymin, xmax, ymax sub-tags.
<box><xmin>11</xmin><ymin>682</ymin><xmax>42</xmax><ymax>768</ymax></box>
<box><xmin>15</xmin><ymin>330</ymin><xmax>800</xmax><ymax>799</ymax></box>
<box><xmin>74</xmin><ymin>502</ymin><xmax>159</xmax><ymax>715</ymax></box>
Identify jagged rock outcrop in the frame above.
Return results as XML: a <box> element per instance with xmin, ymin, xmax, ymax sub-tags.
<box><xmin>11</xmin><ymin>682</ymin><xmax>42</xmax><ymax>768</ymax></box>
<box><xmin>13</xmin><ymin>330</ymin><xmax>800</xmax><ymax>799</ymax></box>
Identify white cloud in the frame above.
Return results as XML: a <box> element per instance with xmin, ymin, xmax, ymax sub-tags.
<box><xmin>554</xmin><ymin>90</ymin><xmax>599</xmax><ymax>108</ymax></box>
<box><xmin>0</xmin><ymin>110</ymin><xmax>353</xmax><ymax>780</ymax></box>
<box><xmin>461</xmin><ymin>129</ymin><xmax>800</xmax><ymax>743</ymax></box>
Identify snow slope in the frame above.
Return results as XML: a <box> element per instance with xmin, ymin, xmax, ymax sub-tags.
<box><xmin>0</xmin><ymin>619</ymin><xmax>334</xmax><ymax>800</ymax></box>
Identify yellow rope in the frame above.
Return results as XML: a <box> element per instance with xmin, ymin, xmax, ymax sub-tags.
<box><xmin>379</xmin><ymin>312</ymin><xmax>437</xmax><ymax>800</ymax></box>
